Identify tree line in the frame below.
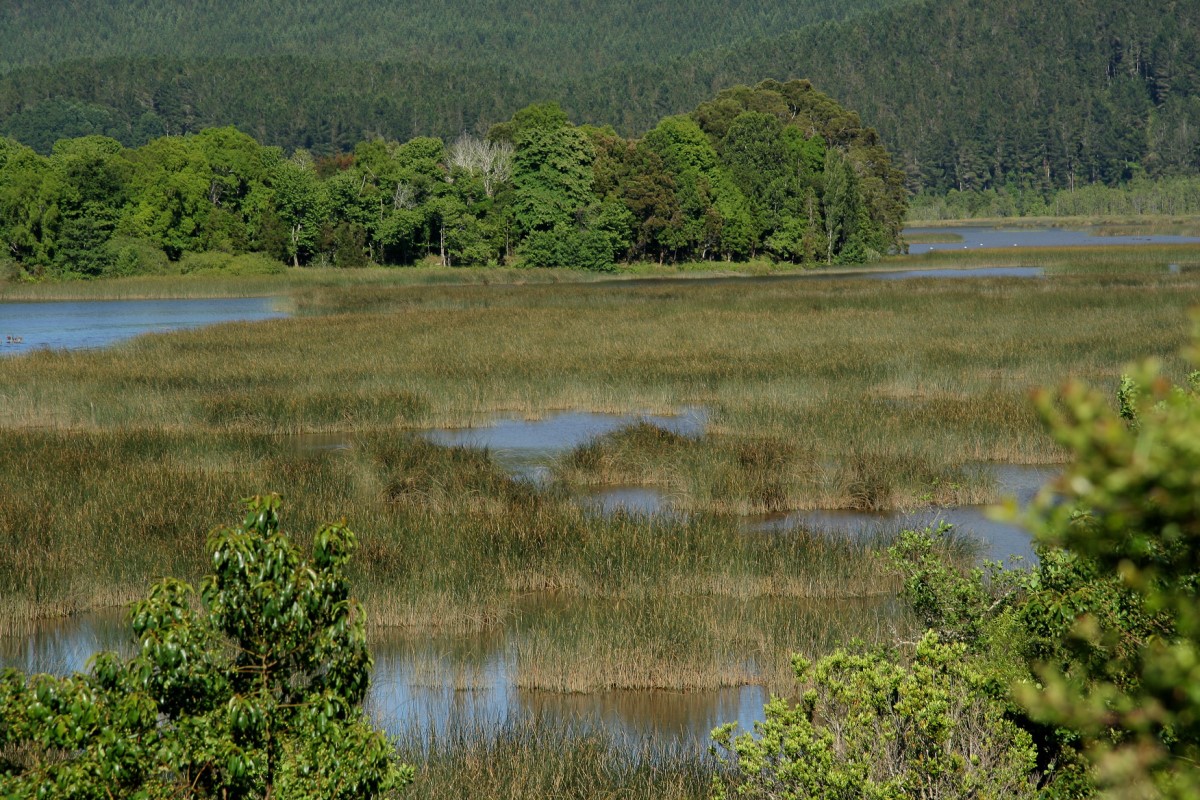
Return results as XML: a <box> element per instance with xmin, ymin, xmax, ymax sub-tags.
<box><xmin>0</xmin><ymin>81</ymin><xmax>907</xmax><ymax>277</ymax></box>
<box><xmin>0</xmin><ymin>0</ymin><xmax>1194</xmax><ymax>198</ymax></box>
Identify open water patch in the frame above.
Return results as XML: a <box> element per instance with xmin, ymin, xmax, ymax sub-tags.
<box><xmin>748</xmin><ymin>464</ymin><xmax>1057</xmax><ymax>566</ymax></box>
<box><xmin>424</xmin><ymin>407</ymin><xmax>707</xmax><ymax>482</ymax></box>
<box><xmin>1</xmin><ymin>603</ymin><xmax>770</xmax><ymax>750</ymax></box>
<box><xmin>576</xmin><ymin>486</ymin><xmax>678</xmax><ymax>518</ymax></box>
<box><xmin>0</xmin><ymin>296</ymin><xmax>286</xmax><ymax>356</ymax></box>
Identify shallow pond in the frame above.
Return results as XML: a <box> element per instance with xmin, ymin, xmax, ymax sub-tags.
<box><xmin>425</xmin><ymin>408</ymin><xmax>707</xmax><ymax>481</ymax></box>
<box><xmin>904</xmin><ymin>224</ymin><xmax>1200</xmax><ymax>254</ymax></box>
<box><xmin>577</xmin><ymin>464</ymin><xmax>1055</xmax><ymax>567</ymax></box>
<box><xmin>424</xmin><ymin>411</ymin><xmax>1050</xmax><ymax>564</ymax></box>
<box><xmin>0</xmin><ymin>297</ymin><xmax>286</xmax><ymax>356</ymax></box>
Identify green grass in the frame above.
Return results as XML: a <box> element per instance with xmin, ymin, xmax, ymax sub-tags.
<box><xmin>904</xmin><ymin>213</ymin><xmax>1200</xmax><ymax>231</ymax></box>
<box><xmin>0</xmin><ymin>265</ymin><xmax>606</xmax><ymax>302</ymax></box>
<box><xmin>883</xmin><ymin>242</ymin><xmax>1199</xmax><ymax>275</ymax></box>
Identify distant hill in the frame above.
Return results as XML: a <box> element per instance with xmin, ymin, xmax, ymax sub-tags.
<box><xmin>0</xmin><ymin>0</ymin><xmax>1196</xmax><ymax>193</ymax></box>
<box><xmin>598</xmin><ymin>0</ymin><xmax>1200</xmax><ymax>192</ymax></box>
<box><xmin>0</xmin><ymin>0</ymin><xmax>896</xmax><ymax>75</ymax></box>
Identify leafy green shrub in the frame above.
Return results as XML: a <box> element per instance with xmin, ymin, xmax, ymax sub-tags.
<box><xmin>178</xmin><ymin>251</ymin><xmax>287</xmax><ymax>275</ymax></box>
<box><xmin>519</xmin><ymin>226</ymin><xmax>617</xmax><ymax>271</ymax></box>
<box><xmin>0</xmin><ymin>495</ymin><xmax>412</xmax><ymax>799</ymax></box>
<box><xmin>103</xmin><ymin>235</ymin><xmax>171</xmax><ymax>276</ymax></box>
<box><xmin>1016</xmin><ymin>347</ymin><xmax>1200</xmax><ymax>797</ymax></box>
<box><xmin>712</xmin><ymin>632</ymin><xmax>1038</xmax><ymax>799</ymax></box>
<box><xmin>0</xmin><ymin>254</ymin><xmax>20</xmax><ymax>282</ymax></box>
<box><xmin>887</xmin><ymin>524</ymin><xmax>1022</xmax><ymax>650</ymax></box>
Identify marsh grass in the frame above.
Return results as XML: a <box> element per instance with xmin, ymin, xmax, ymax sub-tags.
<box><xmin>509</xmin><ymin>595</ymin><xmax>911</xmax><ymax>693</ymax></box>
<box><xmin>0</xmin><ymin>265</ymin><xmax>606</xmax><ymax>302</ymax></box>
<box><xmin>907</xmin><ymin>214</ymin><xmax>1200</xmax><ymax>232</ymax></box>
<box><xmin>0</xmin><ymin>429</ymin><xmax>900</xmax><ymax>643</ymax></box>
<box><xmin>905</xmin><ymin>232</ymin><xmax>966</xmax><ymax>244</ymax></box>
<box><xmin>558</xmin><ymin>422</ymin><xmax>995</xmax><ymax>513</ymax></box>
<box><xmin>396</xmin><ymin>716</ymin><xmax>712</xmax><ymax>800</ymax></box>
<box><xmin>2</xmin><ymin>258</ymin><xmax>1196</xmax><ymax>678</ymax></box>
<box><xmin>3</xmin><ymin>265</ymin><xmax>1196</xmax><ymax>531</ymax></box>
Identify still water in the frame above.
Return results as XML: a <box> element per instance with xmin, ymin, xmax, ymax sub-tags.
<box><xmin>0</xmin><ymin>601</ymin><xmax>789</xmax><ymax>747</ymax></box>
<box><xmin>748</xmin><ymin>464</ymin><xmax>1056</xmax><ymax>567</ymax></box>
<box><xmin>0</xmin><ymin>591</ymin><xmax>907</xmax><ymax>747</ymax></box>
<box><xmin>905</xmin><ymin>224</ymin><xmax>1200</xmax><ymax>254</ymax></box>
<box><xmin>425</xmin><ymin>408</ymin><xmax>707</xmax><ymax>482</ymax></box>
<box><xmin>0</xmin><ymin>297</ymin><xmax>286</xmax><ymax>356</ymax></box>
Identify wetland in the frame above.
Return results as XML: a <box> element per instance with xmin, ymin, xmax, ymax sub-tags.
<box><xmin>2</xmin><ymin>240</ymin><xmax>1199</xmax><ymax>793</ymax></box>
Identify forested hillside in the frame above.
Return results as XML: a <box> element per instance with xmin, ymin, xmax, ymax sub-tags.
<box><xmin>0</xmin><ymin>0</ymin><xmax>895</xmax><ymax>75</ymax></box>
<box><xmin>621</xmin><ymin>0</ymin><xmax>1200</xmax><ymax>192</ymax></box>
<box><xmin>0</xmin><ymin>0</ymin><xmax>1196</xmax><ymax>194</ymax></box>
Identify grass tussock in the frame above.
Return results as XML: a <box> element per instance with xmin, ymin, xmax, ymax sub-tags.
<box><xmin>558</xmin><ymin>423</ymin><xmax>995</xmax><ymax>513</ymax></box>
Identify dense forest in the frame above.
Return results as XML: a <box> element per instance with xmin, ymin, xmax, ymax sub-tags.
<box><xmin>0</xmin><ymin>0</ymin><xmax>1195</xmax><ymax>196</ymax></box>
<box><xmin>0</xmin><ymin>0</ymin><xmax>897</xmax><ymax>76</ymax></box>
<box><xmin>0</xmin><ymin>82</ymin><xmax>907</xmax><ymax>277</ymax></box>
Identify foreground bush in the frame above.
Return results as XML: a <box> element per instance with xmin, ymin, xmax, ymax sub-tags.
<box><xmin>712</xmin><ymin>632</ymin><xmax>1038</xmax><ymax>799</ymax></box>
<box><xmin>0</xmin><ymin>495</ymin><xmax>411</xmax><ymax>799</ymax></box>
<box><xmin>1016</xmin><ymin>347</ymin><xmax>1200</xmax><ymax>797</ymax></box>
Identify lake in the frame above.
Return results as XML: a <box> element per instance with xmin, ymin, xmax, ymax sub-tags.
<box><xmin>904</xmin><ymin>224</ymin><xmax>1200</xmax><ymax>254</ymax></box>
<box><xmin>0</xmin><ymin>297</ymin><xmax>286</xmax><ymax>356</ymax></box>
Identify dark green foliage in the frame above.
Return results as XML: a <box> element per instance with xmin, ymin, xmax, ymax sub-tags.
<box><xmin>887</xmin><ymin>524</ymin><xmax>1021</xmax><ymax>650</ymax></box>
<box><xmin>0</xmin><ymin>495</ymin><xmax>412</xmax><ymax>798</ymax></box>
<box><xmin>878</xmin><ymin>343</ymin><xmax>1200</xmax><ymax>797</ymax></box>
<box><xmin>1016</xmin><ymin>353</ymin><xmax>1200</xmax><ymax>796</ymax></box>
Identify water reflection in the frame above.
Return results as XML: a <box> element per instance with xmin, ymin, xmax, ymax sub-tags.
<box><xmin>0</xmin><ymin>609</ymin><xmax>135</xmax><ymax>675</ymax></box>
<box><xmin>577</xmin><ymin>486</ymin><xmax>677</xmax><ymax>517</ymax></box>
<box><xmin>0</xmin><ymin>297</ymin><xmax>286</xmax><ymax>356</ymax></box>
<box><xmin>3</xmin><ymin>594</ymin><xmax>897</xmax><ymax>748</ymax></box>
<box><xmin>425</xmin><ymin>408</ymin><xmax>706</xmax><ymax>481</ymax></box>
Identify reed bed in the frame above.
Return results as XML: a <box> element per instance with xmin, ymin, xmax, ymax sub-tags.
<box><xmin>887</xmin><ymin>241</ymin><xmax>1200</xmax><ymax>274</ymax></box>
<box><xmin>0</xmin><ymin>265</ymin><xmax>601</xmax><ymax>301</ymax></box>
<box><xmin>0</xmin><ymin>429</ymin><xmax>900</xmax><ymax>641</ymax></box>
<box><xmin>508</xmin><ymin>595</ymin><xmax>910</xmax><ymax>693</ymax></box>
<box><xmin>395</xmin><ymin>716</ymin><xmax>712</xmax><ymax>800</ymax></box>
<box><xmin>906</xmin><ymin>214</ymin><xmax>1200</xmax><ymax>232</ymax></box>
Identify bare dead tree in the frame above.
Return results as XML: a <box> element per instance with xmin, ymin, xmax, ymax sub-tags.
<box><xmin>392</xmin><ymin>182</ymin><xmax>415</xmax><ymax>211</ymax></box>
<box><xmin>447</xmin><ymin>134</ymin><xmax>513</xmax><ymax>198</ymax></box>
